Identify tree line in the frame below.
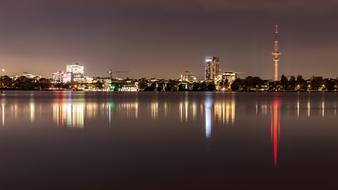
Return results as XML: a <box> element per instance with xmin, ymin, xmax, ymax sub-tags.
<box><xmin>0</xmin><ymin>76</ymin><xmax>51</xmax><ymax>90</ymax></box>
<box><xmin>0</xmin><ymin>75</ymin><xmax>337</xmax><ymax>92</ymax></box>
<box><xmin>231</xmin><ymin>75</ymin><xmax>337</xmax><ymax>91</ymax></box>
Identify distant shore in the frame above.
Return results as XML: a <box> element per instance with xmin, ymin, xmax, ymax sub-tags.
<box><xmin>0</xmin><ymin>89</ymin><xmax>336</xmax><ymax>93</ymax></box>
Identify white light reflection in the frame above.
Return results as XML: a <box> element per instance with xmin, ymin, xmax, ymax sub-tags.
<box><xmin>297</xmin><ymin>96</ymin><xmax>300</xmax><ymax>118</ymax></box>
<box><xmin>184</xmin><ymin>101</ymin><xmax>188</xmax><ymax>122</ymax></box>
<box><xmin>255</xmin><ymin>102</ymin><xmax>258</xmax><ymax>115</ymax></box>
<box><xmin>192</xmin><ymin>102</ymin><xmax>197</xmax><ymax>120</ymax></box>
<box><xmin>179</xmin><ymin>103</ymin><xmax>183</xmax><ymax>122</ymax></box>
<box><xmin>53</xmin><ymin>103</ymin><xmax>85</xmax><ymax>128</ymax></box>
<box><xmin>14</xmin><ymin>104</ymin><xmax>18</xmax><ymax>120</ymax></box>
<box><xmin>108</xmin><ymin>103</ymin><xmax>112</xmax><ymax>126</ymax></box>
<box><xmin>307</xmin><ymin>97</ymin><xmax>311</xmax><ymax>117</ymax></box>
<box><xmin>321</xmin><ymin>96</ymin><xmax>325</xmax><ymax>118</ymax></box>
<box><xmin>214</xmin><ymin>98</ymin><xmax>236</xmax><ymax>125</ymax></box>
<box><xmin>179</xmin><ymin>101</ymin><xmax>191</xmax><ymax>122</ymax></box>
<box><xmin>29</xmin><ymin>101</ymin><xmax>35</xmax><ymax>123</ymax></box>
<box><xmin>261</xmin><ymin>104</ymin><xmax>268</xmax><ymax>115</ymax></box>
<box><xmin>205</xmin><ymin>95</ymin><xmax>213</xmax><ymax>139</ymax></box>
<box><xmin>119</xmin><ymin>102</ymin><xmax>139</xmax><ymax>119</ymax></box>
<box><xmin>1</xmin><ymin>103</ymin><xmax>4</xmax><ymax>127</ymax></box>
<box><xmin>179</xmin><ymin>100</ymin><xmax>198</xmax><ymax>122</ymax></box>
<box><xmin>164</xmin><ymin>102</ymin><xmax>168</xmax><ymax>117</ymax></box>
<box><xmin>150</xmin><ymin>102</ymin><xmax>159</xmax><ymax>120</ymax></box>
<box><xmin>86</xmin><ymin>103</ymin><xmax>98</xmax><ymax>120</ymax></box>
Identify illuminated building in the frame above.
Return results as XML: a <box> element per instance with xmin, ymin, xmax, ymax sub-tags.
<box><xmin>215</xmin><ymin>72</ymin><xmax>238</xmax><ymax>90</ymax></box>
<box><xmin>52</xmin><ymin>71</ymin><xmax>64</xmax><ymax>83</ymax></box>
<box><xmin>65</xmin><ymin>63</ymin><xmax>85</xmax><ymax>83</ymax></box>
<box><xmin>85</xmin><ymin>76</ymin><xmax>94</xmax><ymax>84</ymax></box>
<box><xmin>205</xmin><ymin>56</ymin><xmax>220</xmax><ymax>81</ymax></box>
<box><xmin>66</xmin><ymin>63</ymin><xmax>84</xmax><ymax>75</ymax></box>
<box><xmin>180</xmin><ymin>71</ymin><xmax>198</xmax><ymax>83</ymax></box>
<box><xmin>119</xmin><ymin>83</ymin><xmax>139</xmax><ymax>92</ymax></box>
<box><xmin>52</xmin><ymin>63</ymin><xmax>86</xmax><ymax>83</ymax></box>
<box><xmin>21</xmin><ymin>72</ymin><xmax>40</xmax><ymax>79</ymax></box>
<box><xmin>62</xmin><ymin>72</ymin><xmax>73</xmax><ymax>83</ymax></box>
<box><xmin>272</xmin><ymin>25</ymin><xmax>281</xmax><ymax>81</ymax></box>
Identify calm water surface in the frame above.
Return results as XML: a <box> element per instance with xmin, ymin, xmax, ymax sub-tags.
<box><xmin>0</xmin><ymin>91</ymin><xmax>337</xmax><ymax>189</ymax></box>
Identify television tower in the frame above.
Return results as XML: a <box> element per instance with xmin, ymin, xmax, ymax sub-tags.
<box><xmin>272</xmin><ymin>24</ymin><xmax>281</xmax><ymax>81</ymax></box>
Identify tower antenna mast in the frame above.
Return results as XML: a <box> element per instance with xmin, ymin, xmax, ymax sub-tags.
<box><xmin>272</xmin><ymin>24</ymin><xmax>281</xmax><ymax>81</ymax></box>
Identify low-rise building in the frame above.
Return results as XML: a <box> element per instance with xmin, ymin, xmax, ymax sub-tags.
<box><xmin>215</xmin><ymin>72</ymin><xmax>238</xmax><ymax>91</ymax></box>
<box><xmin>119</xmin><ymin>83</ymin><xmax>139</xmax><ymax>92</ymax></box>
<box><xmin>180</xmin><ymin>71</ymin><xmax>198</xmax><ymax>83</ymax></box>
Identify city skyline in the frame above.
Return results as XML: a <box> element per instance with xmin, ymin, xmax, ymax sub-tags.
<box><xmin>1</xmin><ymin>1</ymin><xmax>338</xmax><ymax>189</ymax></box>
<box><xmin>0</xmin><ymin>0</ymin><xmax>338</xmax><ymax>79</ymax></box>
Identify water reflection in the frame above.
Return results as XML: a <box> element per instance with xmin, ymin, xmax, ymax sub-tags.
<box><xmin>307</xmin><ymin>96</ymin><xmax>311</xmax><ymax>117</ymax></box>
<box><xmin>271</xmin><ymin>97</ymin><xmax>280</xmax><ymax>166</ymax></box>
<box><xmin>0</xmin><ymin>94</ymin><xmax>336</xmax><ymax>126</ymax></box>
<box><xmin>1</xmin><ymin>92</ymin><xmax>338</xmax><ymax>167</ymax></box>
<box><xmin>214</xmin><ymin>99</ymin><xmax>236</xmax><ymax>125</ymax></box>
<box><xmin>118</xmin><ymin>102</ymin><xmax>139</xmax><ymax>119</ymax></box>
<box><xmin>205</xmin><ymin>95</ymin><xmax>213</xmax><ymax>139</ymax></box>
<box><xmin>297</xmin><ymin>95</ymin><xmax>300</xmax><ymax>118</ymax></box>
<box><xmin>86</xmin><ymin>103</ymin><xmax>98</xmax><ymax>119</ymax></box>
<box><xmin>179</xmin><ymin>101</ymin><xmax>198</xmax><ymax>122</ymax></box>
<box><xmin>1</xmin><ymin>102</ymin><xmax>4</xmax><ymax>127</ymax></box>
<box><xmin>30</xmin><ymin>100</ymin><xmax>35</xmax><ymax>123</ymax></box>
<box><xmin>53</xmin><ymin>103</ymin><xmax>85</xmax><ymax>128</ymax></box>
<box><xmin>321</xmin><ymin>95</ymin><xmax>325</xmax><ymax>118</ymax></box>
<box><xmin>150</xmin><ymin>102</ymin><xmax>159</xmax><ymax>120</ymax></box>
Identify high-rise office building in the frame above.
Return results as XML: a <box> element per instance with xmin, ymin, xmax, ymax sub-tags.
<box><xmin>65</xmin><ymin>63</ymin><xmax>85</xmax><ymax>83</ymax></box>
<box><xmin>66</xmin><ymin>63</ymin><xmax>84</xmax><ymax>75</ymax></box>
<box><xmin>205</xmin><ymin>56</ymin><xmax>220</xmax><ymax>81</ymax></box>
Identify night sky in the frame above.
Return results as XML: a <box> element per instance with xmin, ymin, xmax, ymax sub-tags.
<box><xmin>0</xmin><ymin>0</ymin><xmax>338</xmax><ymax>79</ymax></box>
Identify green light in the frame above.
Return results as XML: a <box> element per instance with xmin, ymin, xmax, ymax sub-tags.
<box><xmin>110</xmin><ymin>83</ymin><xmax>120</xmax><ymax>91</ymax></box>
<box><xmin>110</xmin><ymin>101</ymin><xmax>116</xmax><ymax>109</ymax></box>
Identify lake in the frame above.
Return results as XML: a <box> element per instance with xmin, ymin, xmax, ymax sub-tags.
<box><xmin>0</xmin><ymin>91</ymin><xmax>337</xmax><ymax>189</ymax></box>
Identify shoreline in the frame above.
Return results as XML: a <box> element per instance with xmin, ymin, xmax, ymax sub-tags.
<box><xmin>0</xmin><ymin>89</ymin><xmax>337</xmax><ymax>93</ymax></box>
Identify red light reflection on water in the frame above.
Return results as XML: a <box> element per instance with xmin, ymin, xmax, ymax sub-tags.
<box><xmin>271</xmin><ymin>98</ymin><xmax>280</xmax><ymax>166</ymax></box>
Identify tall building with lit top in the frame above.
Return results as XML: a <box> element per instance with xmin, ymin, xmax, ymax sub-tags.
<box><xmin>272</xmin><ymin>25</ymin><xmax>281</xmax><ymax>81</ymax></box>
<box><xmin>66</xmin><ymin>63</ymin><xmax>84</xmax><ymax>75</ymax></box>
<box><xmin>65</xmin><ymin>63</ymin><xmax>85</xmax><ymax>83</ymax></box>
<box><xmin>205</xmin><ymin>56</ymin><xmax>220</xmax><ymax>81</ymax></box>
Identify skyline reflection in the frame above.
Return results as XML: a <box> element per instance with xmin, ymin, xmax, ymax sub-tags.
<box><xmin>0</xmin><ymin>92</ymin><xmax>337</xmax><ymax>166</ymax></box>
<box><xmin>0</xmin><ymin>93</ymin><xmax>335</xmax><ymax>128</ymax></box>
